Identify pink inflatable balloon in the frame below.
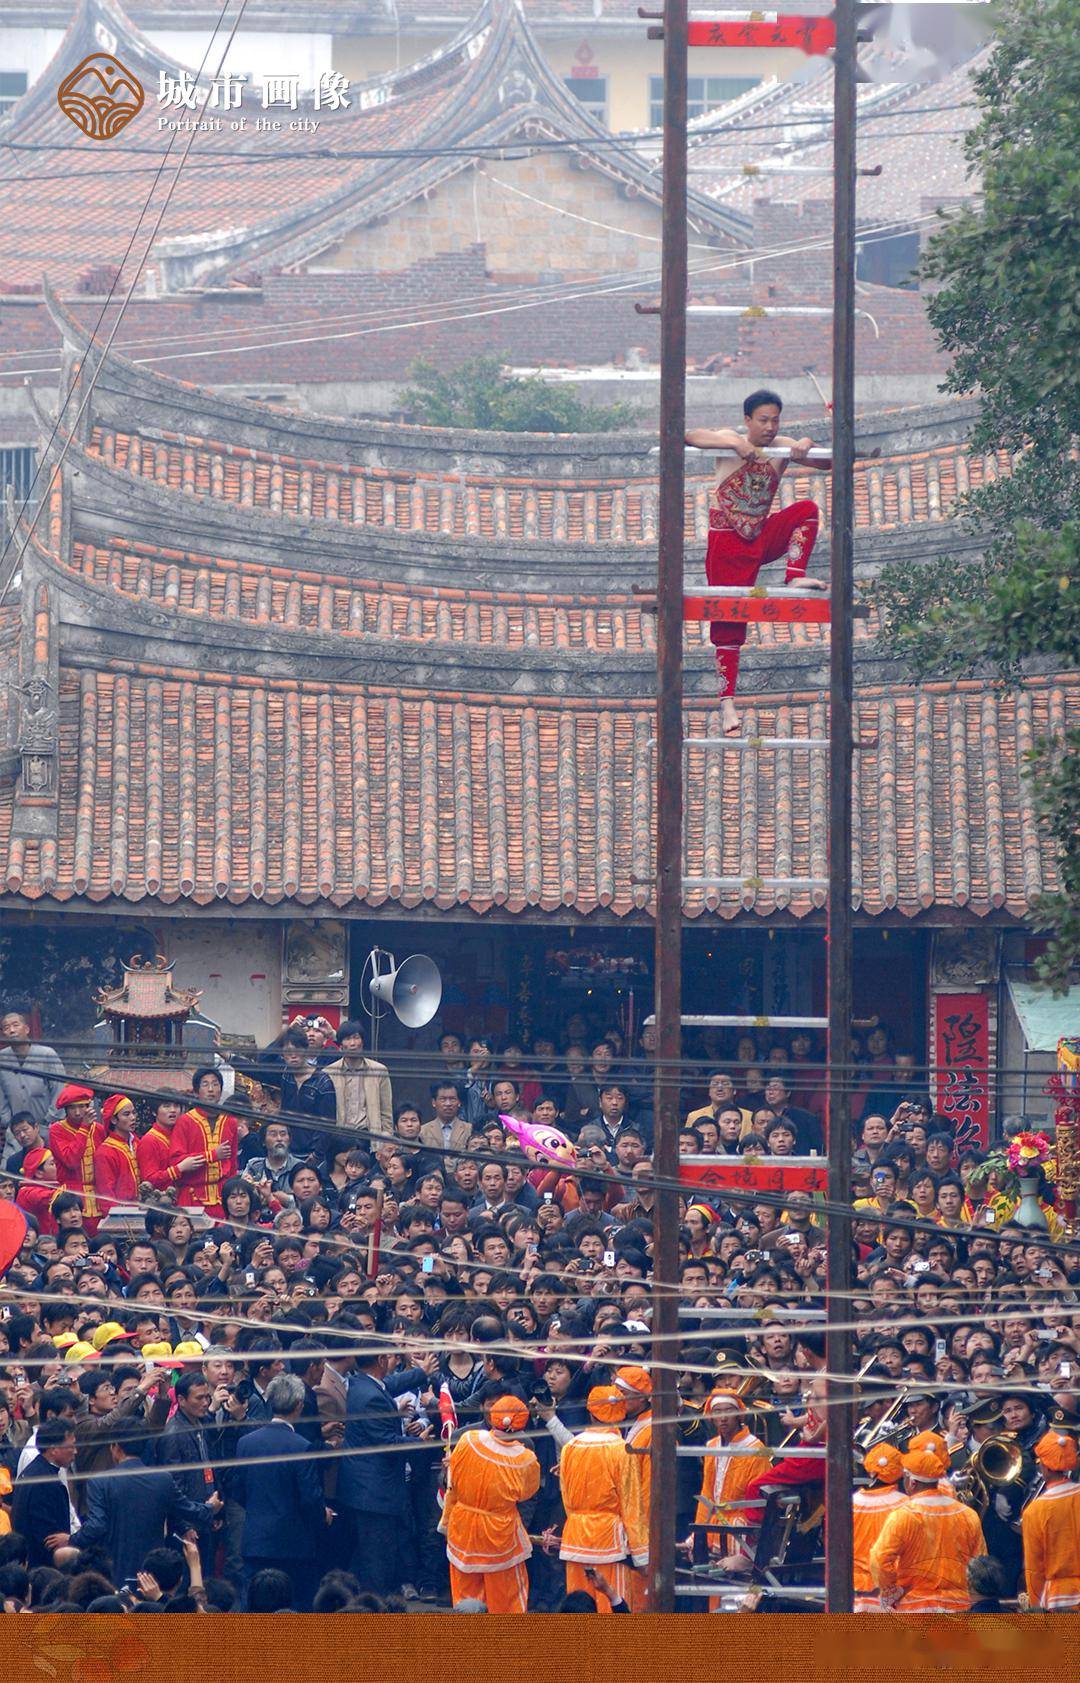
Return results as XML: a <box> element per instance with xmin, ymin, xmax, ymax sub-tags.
<box><xmin>498</xmin><ymin>1112</ymin><xmax>578</xmax><ymax>1172</ymax></box>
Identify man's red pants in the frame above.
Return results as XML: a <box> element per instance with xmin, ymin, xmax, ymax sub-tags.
<box><xmin>705</xmin><ymin>499</ymin><xmax>819</xmax><ymax>697</ymax></box>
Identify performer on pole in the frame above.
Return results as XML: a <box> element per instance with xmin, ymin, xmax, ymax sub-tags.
<box><xmin>686</xmin><ymin>390</ymin><xmax>830</xmax><ymax>736</ymax></box>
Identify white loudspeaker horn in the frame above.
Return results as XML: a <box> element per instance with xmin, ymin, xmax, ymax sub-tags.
<box><xmin>367</xmin><ymin>953</ymin><xmax>442</xmax><ymax>1029</ymax></box>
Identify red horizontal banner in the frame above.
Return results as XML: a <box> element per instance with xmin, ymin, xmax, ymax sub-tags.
<box><xmin>682</xmin><ymin>1155</ymin><xmax>827</xmax><ymax>1195</ymax></box>
<box><xmin>683</xmin><ymin>594</ymin><xmax>832</xmax><ymax>623</ymax></box>
<box><xmin>687</xmin><ymin>17</ymin><xmax>836</xmax><ymax>52</ymax></box>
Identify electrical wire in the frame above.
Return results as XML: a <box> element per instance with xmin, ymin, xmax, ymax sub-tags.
<box><xmin>0</xmin><ymin>1062</ymin><xmax>1074</xmax><ymax>1266</ymax></box>
<box><xmin>0</xmin><ymin>126</ymin><xmax>972</xmax><ymax>188</ymax></box>
<box><xmin>0</xmin><ymin>212</ymin><xmax>941</xmax><ymax>383</ymax></box>
<box><xmin>0</xmin><ymin>0</ymin><xmax>255</xmax><ymax>610</ymax></box>
<box><xmin>0</xmin><ymin>102</ymin><xmax>978</xmax><ymax>164</ymax></box>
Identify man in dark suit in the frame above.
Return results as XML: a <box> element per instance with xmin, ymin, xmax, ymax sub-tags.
<box><xmin>11</xmin><ymin>1419</ymin><xmax>78</xmax><ymax>1566</ymax></box>
<box><xmin>337</xmin><ymin>1348</ymin><xmax>411</xmax><ymax>1597</ymax></box>
<box><xmin>157</xmin><ymin>1370</ymin><xmax>222</xmax><ymax>1572</ymax></box>
<box><xmin>75</xmin><ymin>1428</ymin><xmax>220</xmax><ymax>1585</ymax></box>
<box><xmin>762</xmin><ymin>1074</ymin><xmax>823</xmax><ymax>1155</ymax></box>
<box><xmin>233</xmin><ymin>1373</ymin><xmax>329</xmax><ymax>1611</ymax></box>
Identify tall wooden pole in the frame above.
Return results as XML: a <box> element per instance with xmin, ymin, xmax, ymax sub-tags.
<box><xmin>648</xmin><ymin>0</ymin><xmax>687</xmax><ymax>1617</ymax></box>
<box><xmin>825</xmin><ymin>0</ymin><xmax>857</xmax><ymax>1615</ymax></box>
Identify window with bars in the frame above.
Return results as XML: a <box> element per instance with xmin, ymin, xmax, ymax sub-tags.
<box><xmin>0</xmin><ymin>72</ymin><xmax>27</xmax><ymax>114</ymax></box>
<box><xmin>564</xmin><ymin>75</ymin><xmax>609</xmax><ymax>128</ymax></box>
<box><xmin>649</xmin><ymin>74</ymin><xmax>760</xmax><ymax>127</ymax></box>
<box><xmin>0</xmin><ymin>447</ymin><xmax>36</xmax><ymax>503</ymax></box>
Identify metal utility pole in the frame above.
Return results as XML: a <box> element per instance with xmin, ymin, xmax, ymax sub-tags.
<box><xmin>824</xmin><ymin>0</ymin><xmax>858</xmax><ymax>1615</ymax></box>
<box><xmin>648</xmin><ymin>0</ymin><xmax>687</xmax><ymax>1617</ymax></box>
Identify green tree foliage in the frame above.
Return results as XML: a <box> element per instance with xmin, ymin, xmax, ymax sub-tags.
<box><xmin>399</xmin><ymin>355</ymin><xmax>639</xmax><ymax>433</ymax></box>
<box><xmin>872</xmin><ymin>0</ymin><xmax>1080</xmax><ymax>989</ymax></box>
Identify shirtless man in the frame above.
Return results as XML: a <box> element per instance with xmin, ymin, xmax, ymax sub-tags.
<box><xmin>686</xmin><ymin>389</ymin><xmax>830</xmax><ymax>735</ymax></box>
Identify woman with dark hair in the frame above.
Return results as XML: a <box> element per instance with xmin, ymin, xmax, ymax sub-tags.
<box><xmin>299</xmin><ymin>1194</ymin><xmax>335</xmax><ymax>1235</ymax></box>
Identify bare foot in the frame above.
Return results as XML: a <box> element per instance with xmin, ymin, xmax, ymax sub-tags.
<box><xmin>799</xmin><ymin>576</ymin><xmax>827</xmax><ymax>590</ymax></box>
<box><xmin>721</xmin><ymin>699</ymin><xmax>740</xmax><ymax>737</ymax></box>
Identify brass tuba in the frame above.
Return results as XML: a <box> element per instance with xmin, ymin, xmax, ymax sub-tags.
<box><xmin>974</xmin><ymin>1433</ymin><xmax>1025</xmax><ymax>1487</ymax></box>
<box><xmin>954</xmin><ymin>1432</ymin><xmax>1024</xmax><ymax>1514</ymax></box>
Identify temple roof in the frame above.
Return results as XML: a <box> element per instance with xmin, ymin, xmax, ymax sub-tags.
<box><xmin>0</xmin><ymin>277</ymin><xmax>1059</xmax><ymax>929</ymax></box>
<box><xmin>0</xmin><ymin>0</ymin><xmax>744</xmax><ymax>295</ymax></box>
<box><xmin>0</xmin><ymin>659</ymin><xmax>1070</xmax><ymax>922</ymax></box>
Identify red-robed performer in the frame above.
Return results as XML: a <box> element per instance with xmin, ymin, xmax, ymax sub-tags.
<box><xmin>49</xmin><ymin>1083</ymin><xmax>104</xmax><ymax>1232</ymax></box>
<box><xmin>168</xmin><ymin>1066</ymin><xmax>239</xmax><ymax>1220</ymax></box>
<box><xmin>686</xmin><ymin>388</ymin><xmax>831</xmax><ymax>737</ymax></box>
<box><xmin>136</xmin><ymin>1098</ymin><xmax>184</xmax><ymax>1195</ymax></box>
<box><xmin>16</xmin><ymin>1143</ymin><xmax>62</xmax><ymax>1236</ymax></box>
<box><xmin>93</xmin><ymin>1093</ymin><xmax>140</xmax><ymax>1216</ymax></box>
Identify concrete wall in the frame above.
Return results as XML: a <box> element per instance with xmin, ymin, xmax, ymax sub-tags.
<box><xmin>149</xmin><ymin>918</ymin><xmax>282</xmax><ymax>1045</ymax></box>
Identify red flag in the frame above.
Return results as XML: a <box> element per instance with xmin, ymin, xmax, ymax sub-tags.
<box><xmin>0</xmin><ymin>1199</ymin><xmax>28</xmax><ymax>1277</ymax></box>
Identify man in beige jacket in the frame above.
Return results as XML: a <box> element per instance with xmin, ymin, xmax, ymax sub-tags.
<box><xmin>325</xmin><ymin>1019</ymin><xmax>393</xmax><ymax>1139</ymax></box>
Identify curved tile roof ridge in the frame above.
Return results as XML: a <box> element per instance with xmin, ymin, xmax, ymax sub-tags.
<box><xmin>46</xmin><ymin>283</ymin><xmax>976</xmax><ymax>471</ymax></box>
<box><xmin>0</xmin><ymin>662</ymin><xmax>1070</xmax><ymax>918</ymax></box>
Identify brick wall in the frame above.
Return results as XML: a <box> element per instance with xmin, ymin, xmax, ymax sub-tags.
<box><xmin>324</xmin><ymin>153</ymin><xmax>682</xmax><ymax>279</ymax></box>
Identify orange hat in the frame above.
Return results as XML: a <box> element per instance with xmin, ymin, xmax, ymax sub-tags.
<box><xmin>56</xmin><ymin>1084</ymin><xmax>94</xmax><ymax>1110</ymax></box>
<box><xmin>705</xmin><ymin>1387</ymin><xmax>746</xmax><ymax>1414</ymax></box>
<box><xmin>614</xmin><ymin>1366</ymin><xmax>652</xmax><ymax>1398</ymax></box>
<box><xmin>587</xmin><ymin>1385</ymin><xmax>627</xmax><ymax>1424</ymax></box>
<box><xmin>1035</xmin><ymin>1430</ymin><xmax>1079</xmax><ymax>1474</ymax></box>
<box><xmin>101</xmin><ymin>1093</ymin><xmax>134</xmax><ymax>1129</ymax></box>
<box><xmin>901</xmin><ymin>1447</ymin><xmax>948</xmax><ymax>1484</ymax></box>
<box><xmin>906</xmin><ymin>1430</ymin><xmax>948</xmax><ymax>1461</ymax></box>
<box><xmin>863</xmin><ymin>1443</ymin><xmax>904</xmax><ymax>1484</ymax></box>
<box><xmin>488</xmin><ymin>1395</ymin><xmax>529</xmax><ymax>1434</ymax></box>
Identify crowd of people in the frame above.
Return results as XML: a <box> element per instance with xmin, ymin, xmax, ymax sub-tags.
<box><xmin>0</xmin><ymin>1002</ymin><xmax>1078</xmax><ymax>1615</ymax></box>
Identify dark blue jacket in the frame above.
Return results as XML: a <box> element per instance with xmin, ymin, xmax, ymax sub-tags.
<box><xmin>335</xmin><ymin>1369</ymin><xmax>409</xmax><ymax>1517</ymax></box>
<box><xmin>279</xmin><ymin>1068</ymin><xmax>337</xmax><ymax>1157</ymax></box>
<box><xmin>157</xmin><ymin>1412</ymin><xmax>219</xmax><ymax>1505</ymax></box>
<box><xmin>234</xmin><ymin>1420</ymin><xmax>324</xmax><ymax>1561</ymax></box>
<box><xmin>76</xmin><ymin>1455</ymin><xmax>212</xmax><ymax>1584</ymax></box>
<box><xmin>11</xmin><ymin>1455</ymin><xmax>71</xmax><ymax>1567</ymax></box>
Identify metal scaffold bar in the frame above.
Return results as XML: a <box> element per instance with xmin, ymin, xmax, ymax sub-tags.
<box><xmin>643</xmin><ymin>1012</ymin><xmax>829</xmax><ymax>1029</ymax></box>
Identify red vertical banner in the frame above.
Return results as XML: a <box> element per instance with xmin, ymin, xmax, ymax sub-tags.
<box><xmin>932</xmin><ymin>991</ymin><xmax>990</xmax><ymax>1150</ymax></box>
